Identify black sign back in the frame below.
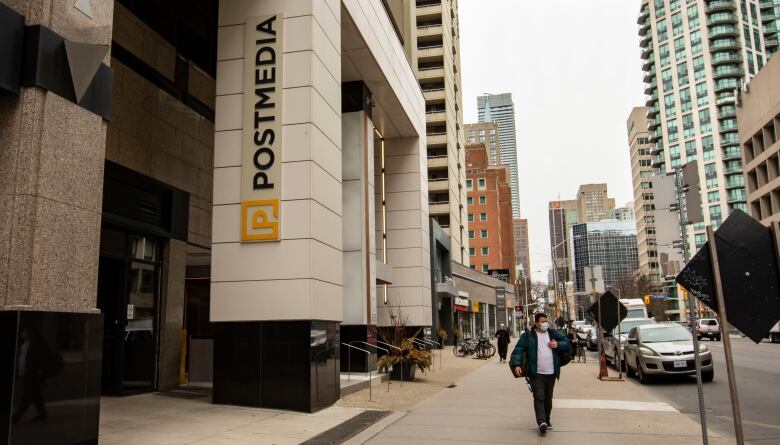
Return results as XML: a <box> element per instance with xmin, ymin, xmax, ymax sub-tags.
<box><xmin>587</xmin><ymin>290</ymin><xmax>628</xmax><ymax>333</ymax></box>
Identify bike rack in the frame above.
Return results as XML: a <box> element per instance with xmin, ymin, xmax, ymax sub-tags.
<box><xmin>352</xmin><ymin>341</ymin><xmax>391</xmax><ymax>392</ymax></box>
<box><xmin>341</xmin><ymin>343</ymin><xmax>373</xmax><ymax>401</ymax></box>
<box><xmin>376</xmin><ymin>340</ymin><xmax>404</xmax><ymax>386</ymax></box>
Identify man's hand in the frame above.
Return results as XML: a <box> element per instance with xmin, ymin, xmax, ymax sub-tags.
<box><xmin>549</xmin><ymin>339</ymin><xmax>558</xmax><ymax>349</ymax></box>
<box><xmin>514</xmin><ymin>367</ymin><xmax>523</xmax><ymax>377</ymax></box>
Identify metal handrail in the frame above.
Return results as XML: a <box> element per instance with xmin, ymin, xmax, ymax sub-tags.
<box><xmin>353</xmin><ymin>342</ymin><xmax>391</xmax><ymax>392</ymax></box>
<box><xmin>341</xmin><ymin>343</ymin><xmax>373</xmax><ymax>401</ymax></box>
<box><xmin>415</xmin><ymin>338</ymin><xmax>443</xmax><ymax>370</ymax></box>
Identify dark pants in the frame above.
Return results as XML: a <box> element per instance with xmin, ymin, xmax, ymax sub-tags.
<box><xmin>498</xmin><ymin>342</ymin><xmax>508</xmax><ymax>360</ymax></box>
<box><xmin>530</xmin><ymin>374</ymin><xmax>556</xmax><ymax>425</ymax></box>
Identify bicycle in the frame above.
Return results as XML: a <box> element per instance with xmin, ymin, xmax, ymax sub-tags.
<box><xmin>575</xmin><ymin>332</ymin><xmax>588</xmax><ymax>363</ymax></box>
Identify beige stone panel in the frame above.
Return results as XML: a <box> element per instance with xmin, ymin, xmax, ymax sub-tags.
<box><xmin>210</xmin><ymin>280</ymin><xmax>311</xmax><ymax>322</ymax></box>
<box><xmin>385</xmin><ymin>209</ymin><xmax>424</xmax><ymax>230</ymax></box>
<box><xmin>197</xmin><ymin>116</ymin><xmax>215</xmax><ymax>148</ymax></box>
<box><xmin>310</xmin><ymin>200</ymin><xmax>342</xmax><ymax>250</ymax></box>
<box><xmin>391</xmin><ymin>266</ymin><xmax>428</xmax><ymax>288</ymax></box>
<box><xmin>385</xmin><ymin>227</ymin><xmax>424</xmax><ymax>249</ymax></box>
<box><xmin>211</xmin><ymin>239</ymin><xmax>312</xmax><ymax>282</ymax></box>
<box><xmin>211</xmin><ymin>204</ymin><xmax>241</xmax><ymax>244</ymax></box>
<box><xmin>158</xmin><ymin>239</ymin><xmax>186</xmax><ymax>391</ymax></box>
<box><xmin>310</xmin><ymin>162</ymin><xmax>343</xmax><ymax>217</ymax></box>
<box><xmin>182</xmin><ymin>134</ymin><xmax>211</xmax><ymax>172</ymax></box>
<box><xmin>214</xmin><ymin>94</ymin><xmax>242</xmax><ymax>132</ymax></box>
<box><xmin>119</xmin><ymin>62</ymin><xmax>159</xmax><ymax>120</ymax></box>
<box><xmin>312</xmin><ymin>0</ymin><xmax>340</xmax><ymax>45</ymax></box>
<box><xmin>281</xmin><ymin>124</ymin><xmax>342</xmax><ymax>181</ymax></box>
<box><xmin>115</xmin><ymin>132</ymin><xmax>154</xmax><ymax>178</ymax></box>
<box><xmin>217</xmin><ymin>24</ymin><xmax>244</xmax><ymax>61</ymax></box>
<box><xmin>385</xmin><ymin>247</ymin><xmax>427</xmax><ymax>268</ymax></box>
<box><xmin>311</xmin><ymin>241</ymin><xmax>342</xmax><ymax>285</ymax></box>
<box><xmin>385</xmin><ymin>191</ymin><xmax>422</xmax><ymax>211</ymax></box>
<box><xmin>283</xmin><ymin>87</ymin><xmax>341</xmax><ymax>149</ymax></box>
<box><xmin>153</xmin><ymin>150</ymin><xmax>198</xmax><ymax>195</ymax></box>
<box><xmin>279</xmin><ymin>161</ymin><xmax>312</xmax><ymax>202</ymax></box>
<box><xmin>310</xmin><ymin>279</ymin><xmax>342</xmax><ymax>322</ymax></box>
<box><xmin>188</xmin><ymin>64</ymin><xmax>216</xmax><ymax>109</ymax></box>
<box><xmin>212</xmin><ymin>166</ymin><xmax>241</xmax><ymax>205</ymax></box>
<box><xmin>196</xmin><ymin>170</ymin><xmax>213</xmax><ymax>202</ymax></box>
<box><xmin>214</xmin><ymin>130</ymin><xmax>241</xmax><ymax>168</ymax></box>
<box><xmin>383</xmin><ymin>172</ymin><xmax>425</xmax><ymax>193</ymax></box>
<box><xmin>216</xmin><ymin>59</ymin><xmax>244</xmax><ymax>96</ymax></box>
<box><xmin>280</xmin><ymin>199</ymin><xmax>311</xmax><ymax>240</ymax></box>
<box><xmin>157</xmin><ymin>91</ymin><xmax>201</xmax><ymax>137</ymax></box>
<box><xmin>218</xmin><ymin>0</ymin><xmax>313</xmax><ymax>27</ymax></box>
<box><xmin>384</xmin><ymin>154</ymin><xmax>422</xmax><ymax>175</ymax></box>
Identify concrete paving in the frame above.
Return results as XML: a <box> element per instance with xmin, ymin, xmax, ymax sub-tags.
<box><xmin>360</xmin><ymin>354</ymin><xmax>732</xmax><ymax>444</ymax></box>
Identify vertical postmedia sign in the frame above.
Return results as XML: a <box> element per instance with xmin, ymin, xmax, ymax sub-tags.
<box><xmin>242</xmin><ymin>14</ymin><xmax>283</xmax><ymax>242</ymax></box>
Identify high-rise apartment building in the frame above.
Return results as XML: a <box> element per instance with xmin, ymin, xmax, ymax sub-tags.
<box><xmin>548</xmin><ymin>199</ymin><xmax>578</xmax><ymax>284</ymax></box>
<box><xmin>572</xmin><ymin>221</ymin><xmax>640</xmax><ymax>292</ymax></box>
<box><xmin>465</xmin><ymin>144</ymin><xmax>516</xmax><ymax>280</ymax></box>
<box><xmin>477</xmin><ymin>93</ymin><xmax>522</xmax><ymax>218</ymax></box>
<box><xmin>627</xmin><ymin>107</ymin><xmax>662</xmax><ymax>283</ymax></box>
<box><xmin>738</xmin><ymin>48</ymin><xmax>780</xmax><ymax>225</ymax></box>
<box><xmin>513</xmin><ymin>218</ymin><xmax>532</xmax><ymax>279</ymax></box>
<box><xmin>761</xmin><ymin>0</ymin><xmax>780</xmax><ymax>56</ymax></box>
<box><xmin>465</xmin><ymin>122</ymin><xmax>501</xmax><ymax>165</ymax></box>
<box><xmin>406</xmin><ymin>0</ymin><xmax>468</xmax><ymax>264</ymax></box>
<box><xmin>576</xmin><ymin>183</ymin><xmax>616</xmax><ymax>223</ymax></box>
<box><xmin>638</xmin><ymin>0</ymin><xmax>771</xmax><ymax>252</ymax></box>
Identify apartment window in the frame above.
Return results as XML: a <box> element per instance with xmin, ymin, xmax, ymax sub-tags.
<box><xmin>664</xmin><ymin>93</ymin><xmax>676</xmax><ymax>117</ymax></box>
<box><xmin>479</xmin><ymin>212</ymin><xmax>487</xmax><ymax>221</ymax></box>
<box><xmin>757</xmin><ymin>54</ymin><xmax>764</xmax><ymax>70</ymax></box>
<box><xmin>479</xmin><ymin>136</ymin><xmax>485</xmax><ymax>142</ymax></box>
<box><xmin>693</xmin><ymin>56</ymin><xmax>705</xmax><ymax>80</ymax></box>
<box><xmin>659</xmin><ymin>44</ymin><xmax>671</xmax><ymax>67</ymax></box>
<box><xmin>680</xmin><ymin>88</ymin><xmax>691</xmax><ymax>112</ymax></box>
<box><xmin>683</xmin><ymin>114</ymin><xmax>695</xmax><ymax>139</ymax></box>
<box><xmin>479</xmin><ymin>196</ymin><xmax>486</xmax><ymax>204</ymax></box>
<box><xmin>744</xmin><ymin>26</ymin><xmax>752</xmax><ymax>49</ymax></box>
<box><xmin>482</xmin><ymin>264</ymin><xmax>489</xmax><ymax>273</ymax></box>
<box><xmin>667</xmin><ymin>119</ymin><xmax>679</xmax><ymax>142</ymax></box>
<box><xmin>468</xmin><ymin>213</ymin><xmax>474</xmax><ymax>222</ymax></box>
<box><xmin>466</xmin><ymin>179</ymin><xmax>473</xmax><ymax>189</ymax></box>
<box><xmin>469</xmin><ymin>248</ymin><xmax>476</xmax><ymax>256</ymax></box>
<box><xmin>699</xmin><ymin>109</ymin><xmax>711</xmax><ymax>133</ymax></box>
<box><xmin>748</xmin><ymin>56</ymin><xmax>756</xmax><ymax>76</ymax></box>
<box><xmin>468</xmin><ymin>230</ymin><xmax>475</xmax><ymax>239</ymax></box>
<box><xmin>479</xmin><ymin>129</ymin><xmax>485</xmax><ymax>136</ymax></box>
<box><xmin>670</xmin><ymin>144</ymin><xmax>681</xmax><ymax>161</ymax></box>
<box><xmin>695</xmin><ymin>233</ymin><xmax>706</xmax><ymax>249</ymax></box>
<box><xmin>467</xmin><ymin>196</ymin><xmax>473</xmax><ymax>205</ymax></box>
<box><xmin>478</xmin><ymin>178</ymin><xmax>486</xmax><ymax>189</ymax></box>
<box><xmin>661</xmin><ymin>67</ymin><xmax>673</xmax><ymax>91</ymax></box>
<box><xmin>470</xmin><ymin>265</ymin><xmax>476</xmax><ymax>270</ymax></box>
<box><xmin>481</xmin><ymin>229</ymin><xmax>488</xmax><ymax>238</ymax></box>
<box><xmin>695</xmin><ymin>82</ymin><xmax>708</xmax><ymax>107</ymax></box>
<box><xmin>657</xmin><ymin>18</ymin><xmax>668</xmax><ymax>42</ymax></box>
<box><xmin>481</xmin><ymin>247</ymin><xmax>489</xmax><ymax>256</ymax></box>
<box><xmin>704</xmin><ymin>162</ymin><xmax>717</xmax><ymax>179</ymax></box>
<box><xmin>677</xmin><ymin>62</ymin><xmax>689</xmax><ymax>86</ymax></box>
<box><xmin>707</xmin><ymin>191</ymin><xmax>720</xmax><ymax>204</ymax></box>
<box><xmin>690</xmin><ymin>30</ymin><xmax>702</xmax><ymax>54</ymax></box>
<box><xmin>687</xmin><ymin>4</ymin><xmax>699</xmax><ymax>29</ymax></box>
<box><xmin>750</xmin><ymin>3</ymin><xmax>758</xmax><ymax>25</ymax></box>
<box><xmin>685</xmin><ymin>140</ymin><xmax>697</xmax><ymax>157</ymax></box>
<box><xmin>702</xmin><ymin>135</ymin><xmax>713</xmax><ymax>151</ymax></box>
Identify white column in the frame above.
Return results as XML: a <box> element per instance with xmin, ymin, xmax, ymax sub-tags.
<box><xmin>211</xmin><ymin>0</ymin><xmax>343</xmax><ymax>322</ymax></box>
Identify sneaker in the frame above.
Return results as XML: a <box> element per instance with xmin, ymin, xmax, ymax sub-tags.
<box><xmin>538</xmin><ymin>422</ymin><xmax>548</xmax><ymax>435</ymax></box>
<box><xmin>546</xmin><ymin>422</ymin><xmax>553</xmax><ymax>430</ymax></box>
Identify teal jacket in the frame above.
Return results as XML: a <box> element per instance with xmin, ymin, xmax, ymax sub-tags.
<box><xmin>509</xmin><ymin>329</ymin><xmax>570</xmax><ymax>379</ymax></box>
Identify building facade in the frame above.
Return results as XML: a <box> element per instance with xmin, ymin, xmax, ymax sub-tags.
<box><xmin>513</xmin><ymin>218</ymin><xmax>531</xmax><ymax>281</ymax></box>
<box><xmin>465</xmin><ymin>122</ymin><xmax>501</xmax><ymax>165</ymax></box>
<box><xmin>0</xmin><ymin>0</ymin><xmax>439</xmax><ymax>438</ymax></box>
<box><xmin>627</xmin><ymin>106</ymin><xmax>662</xmax><ymax>283</ymax></box>
<box><xmin>761</xmin><ymin>0</ymin><xmax>780</xmax><ymax>57</ymax></box>
<box><xmin>638</xmin><ymin>0</ymin><xmax>773</xmax><ymax>253</ymax></box>
<box><xmin>477</xmin><ymin>93</ymin><xmax>522</xmax><ymax>218</ymax></box>
<box><xmin>408</xmin><ymin>0</ymin><xmax>469</xmax><ymax>265</ymax></box>
<box><xmin>738</xmin><ymin>49</ymin><xmax>780</xmax><ymax>225</ymax></box>
<box><xmin>465</xmin><ymin>144</ymin><xmax>516</xmax><ymax>280</ymax></box>
<box><xmin>571</xmin><ymin>221</ymin><xmax>640</xmax><ymax>292</ymax></box>
<box><xmin>576</xmin><ymin>183</ymin><xmax>616</xmax><ymax>223</ymax></box>
<box><xmin>548</xmin><ymin>199</ymin><xmax>578</xmax><ymax>284</ymax></box>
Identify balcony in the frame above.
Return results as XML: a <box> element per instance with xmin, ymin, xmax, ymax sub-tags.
<box><xmin>426</xmin><ymin>110</ymin><xmax>446</xmax><ymax>124</ymax></box>
<box><xmin>647</xmin><ymin>104</ymin><xmax>660</xmax><ymax>118</ymax></box>
<box><xmin>707</xmin><ymin>12</ymin><xmax>738</xmax><ymax>26</ymax></box>
<box><xmin>727</xmin><ymin>191</ymin><xmax>747</xmax><ymax>203</ymax></box>
<box><xmin>638</xmin><ymin>6</ymin><xmax>650</xmax><ymax>25</ymax></box>
<box><xmin>643</xmin><ymin>55</ymin><xmax>655</xmax><ymax>70</ymax></box>
<box><xmin>427</xmin><ymin>132</ymin><xmax>447</xmax><ymax>146</ymax></box>
<box><xmin>717</xmin><ymin>105</ymin><xmax>737</xmax><ymax>119</ymax></box>
<box><xmin>423</xmin><ymin>88</ymin><xmax>445</xmax><ymax>101</ymax></box>
<box><xmin>713</xmin><ymin>65</ymin><xmax>744</xmax><ymax>79</ymax></box>
<box><xmin>418</xmin><ymin>66</ymin><xmax>445</xmax><ymax>81</ymax></box>
<box><xmin>650</xmin><ymin>142</ymin><xmax>664</xmax><ymax>156</ymax></box>
<box><xmin>710</xmin><ymin>38</ymin><xmax>741</xmax><ymax>51</ymax></box>
<box><xmin>645</xmin><ymin>90</ymin><xmax>659</xmax><ymax>107</ymax></box>
<box><xmin>725</xmin><ymin>176</ymin><xmax>745</xmax><ymax>189</ymax></box>
<box><xmin>416</xmin><ymin>2</ymin><xmax>442</xmax><ymax>18</ymax></box>
<box><xmin>428</xmin><ymin>178</ymin><xmax>449</xmax><ymax>193</ymax></box>
<box><xmin>644</xmin><ymin>81</ymin><xmax>657</xmax><ymax>95</ymax></box>
<box><xmin>427</xmin><ymin>155</ymin><xmax>448</xmax><ymax>169</ymax></box>
<box><xmin>708</xmin><ymin>25</ymin><xmax>739</xmax><ymax>39</ymax></box>
<box><xmin>722</xmin><ymin>147</ymin><xmax>742</xmax><ymax>160</ymax></box>
<box><xmin>718</xmin><ymin>119</ymin><xmax>738</xmax><ymax>133</ymax></box>
<box><xmin>643</xmin><ymin>67</ymin><xmax>656</xmax><ymax>83</ymax></box>
<box><xmin>720</xmin><ymin>133</ymin><xmax>740</xmax><ymax>146</ymax></box>
<box><xmin>429</xmin><ymin>201</ymin><xmax>450</xmax><ymax>215</ymax></box>
<box><xmin>723</xmin><ymin>164</ymin><xmax>743</xmax><ymax>174</ymax></box>
<box><xmin>715</xmin><ymin>93</ymin><xmax>736</xmax><ymax>106</ymax></box>
<box><xmin>417</xmin><ymin>45</ymin><xmax>444</xmax><ymax>60</ymax></box>
<box><xmin>417</xmin><ymin>24</ymin><xmax>443</xmax><ymax>38</ymax></box>
<box><xmin>706</xmin><ymin>0</ymin><xmax>736</xmax><ymax>13</ymax></box>
<box><xmin>648</xmin><ymin>119</ymin><xmax>661</xmax><ymax>131</ymax></box>
<box><xmin>714</xmin><ymin>79</ymin><xmax>739</xmax><ymax>93</ymax></box>
<box><xmin>711</xmin><ymin>53</ymin><xmax>742</xmax><ymax>66</ymax></box>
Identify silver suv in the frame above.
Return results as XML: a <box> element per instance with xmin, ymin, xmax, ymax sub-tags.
<box><xmin>696</xmin><ymin>318</ymin><xmax>721</xmax><ymax>341</ymax></box>
<box><xmin>602</xmin><ymin>318</ymin><xmax>656</xmax><ymax>368</ymax></box>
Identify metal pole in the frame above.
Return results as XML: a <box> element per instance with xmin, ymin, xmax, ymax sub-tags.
<box><xmin>616</xmin><ymin>289</ymin><xmax>623</xmax><ymax>380</ymax></box>
<box><xmin>675</xmin><ymin>169</ymin><xmax>708</xmax><ymax>445</ymax></box>
<box><xmin>377</xmin><ymin>340</ymin><xmax>403</xmax><ymax>386</ymax></box>
<box><xmin>706</xmin><ymin>226</ymin><xmax>744</xmax><ymax>445</ymax></box>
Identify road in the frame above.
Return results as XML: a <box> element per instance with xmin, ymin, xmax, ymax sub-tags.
<box><xmin>636</xmin><ymin>337</ymin><xmax>780</xmax><ymax>444</ymax></box>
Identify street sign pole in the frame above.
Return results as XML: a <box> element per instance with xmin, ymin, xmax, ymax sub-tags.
<box><xmin>706</xmin><ymin>226</ymin><xmax>745</xmax><ymax>445</ymax></box>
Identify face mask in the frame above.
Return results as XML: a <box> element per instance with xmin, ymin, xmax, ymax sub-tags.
<box><xmin>539</xmin><ymin>322</ymin><xmax>549</xmax><ymax>332</ymax></box>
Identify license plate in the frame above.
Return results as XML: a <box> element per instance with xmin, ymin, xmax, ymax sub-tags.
<box><xmin>673</xmin><ymin>360</ymin><xmax>687</xmax><ymax>368</ymax></box>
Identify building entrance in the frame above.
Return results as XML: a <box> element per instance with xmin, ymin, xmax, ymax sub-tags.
<box><xmin>97</xmin><ymin>227</ymin><xmax>162</xmax><ymax>395</ymax></box>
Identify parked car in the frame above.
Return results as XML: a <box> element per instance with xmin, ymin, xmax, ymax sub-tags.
<box><xmin>696</xmin><ymin>318</ymin><xmax>721</xmax><ymax>341</ymax></box>
<box><xmin>572</xmin><ymin>320</ymin><xmax>589</xmax><ymax>332</ymax></box>
<box><xmin>578</xmin><ymin>324</ymin><xmax>593</xmax><ymax>334</ymax></box>
<box><xmin>624</xmin><ymin>323</ymin><xmax>714</xmax><ymax>384</ymax></box>
<box><xmin>769</xmin><ymin>322</ymin><xmax>780</xmax><ymax>343</ymax></box>
<box><xmin>587</xmin><ymin>327</ymin><xmax>598</xmax><ymax>351</ymax></box>
<box><xmin>602</xmin><ymin>318</ymin><xmax>656</xmax><ymax>368</ymax></box>
<box><xmin>619</xmin><ymin>298</ymin><xmax>649</xmax><ymax>319</ymax></box>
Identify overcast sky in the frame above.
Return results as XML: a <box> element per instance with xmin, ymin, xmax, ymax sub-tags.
<box><xmin>459</xmin><ymin>0</ymin><xmax>647</xmax><ymax>282</ymax></box>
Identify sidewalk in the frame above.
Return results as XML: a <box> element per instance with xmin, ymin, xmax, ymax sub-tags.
<box><xmin>357</xmin><ymin>356</ymin><xmax>731</xmax><ymax>444</ymax></box>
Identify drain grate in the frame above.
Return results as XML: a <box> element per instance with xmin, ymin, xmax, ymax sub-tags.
<box><xmin>301</xmin><ymin>410</ymin><xmax>391</xmax><ymax>445</ymax></box>
<box><xmin>447</xmin><ymin>384</ymin><xmax>457</xmax><ymax>388</ymax></box>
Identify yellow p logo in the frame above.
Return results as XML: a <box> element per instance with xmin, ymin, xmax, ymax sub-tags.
<box><xmin>242</xmin><ymin>199</ymin><xmax>279</xmax><ymax>241</ymax></box>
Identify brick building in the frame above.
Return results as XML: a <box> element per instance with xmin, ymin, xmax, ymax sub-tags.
<box><xmin>465</xmin><ymin>143</ymin><xmax>516</xmax><ymax>281</ymax></box>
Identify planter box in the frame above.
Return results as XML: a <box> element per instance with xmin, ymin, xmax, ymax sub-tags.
<box><xmin>390</xmin><ymin>362</ymin><xmax>417</xmax><ymax>381</ymax></box>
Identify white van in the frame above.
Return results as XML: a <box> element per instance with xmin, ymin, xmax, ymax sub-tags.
<box><xmin>620</xmin><ymin>298</ymin><xmax>649</xmax><ymax>319</ymax></box>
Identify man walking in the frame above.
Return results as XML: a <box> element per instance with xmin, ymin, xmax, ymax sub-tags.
<box><xmin>510</xmin><ymin>313</ymin><xmax>570</xmax><ymax>435</ymax></box>
<box><xmin>495</xmin><ymin>323</ymin><xmax>510</xmax><ymax>363</ymax></box>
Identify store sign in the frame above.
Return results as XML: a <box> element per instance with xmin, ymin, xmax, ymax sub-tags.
<box><xmin>242</xmin><ymin>14</ymin><xmax>283</xmax><ymax>242</ymax></box>
<box><xmin>488</xmin><ymin>269</ymin><xmax>510</xmax><ymax>283</ymax></box>
<box><xmin>472</xmin><ymin>302</ymin><xmax>480</xmax><ymax>313</ymax></box>
<box><xmin>454</xmin><ymin>296</ymin><xmax>469</xmax><ymax>307</ymax></box>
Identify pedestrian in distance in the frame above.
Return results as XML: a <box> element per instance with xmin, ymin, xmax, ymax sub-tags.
<box><xmin>510</xmin><ymin>313</ymin><xmax>570</xmax><ymax>436</ymax></box>
<box><xmin>495</xmin><ymin>323</ymin><xmax>510</xmax><ymax>363</ymax></box>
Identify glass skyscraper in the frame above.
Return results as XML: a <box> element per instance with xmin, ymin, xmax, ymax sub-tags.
<box><xmin>477</xmin><ymin>93</ymin><xmax>521</xmax><ymax>218</ymax></box>
<box><xmin>572</xmin><ymin>220</ymin><xmax>640</xmax><ymax>292</ymax></box>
